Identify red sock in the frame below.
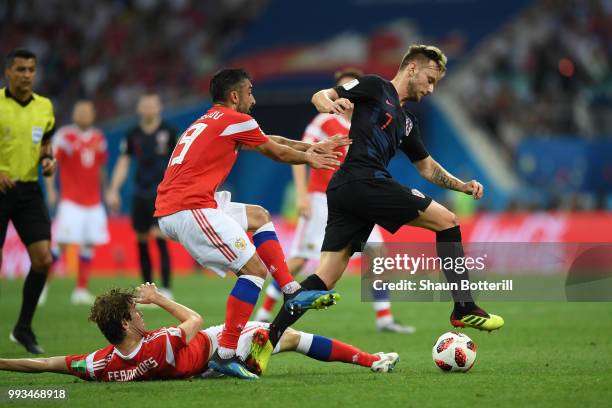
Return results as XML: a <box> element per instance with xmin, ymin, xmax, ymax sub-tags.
<box><xmin>77</xmin><ymin>256</ymin><xmax>91</xmax><ymax>289</ymax></box>
<box><xmin>219</xmin><ymin>276</ymin><xmax>263</xmax><ymax>350</ymax></box>
<box><xmin>297</xmin><ymin>333</ymin><xmax>381</xmax><ymax>368</ymax></box>
<box><xmin>261</xmin><ymin>295</ymin><xmax>277</xmax><ymax>312</ymax></box>
<box><xmin>331</xmin><ymin>339</ymin><xmax>380</xmax><ymax>367</ymax></box>
<box><xmin>252</xmin><ymin>223</ymin><xmax>295</xmax><ymax>289</ymax></box>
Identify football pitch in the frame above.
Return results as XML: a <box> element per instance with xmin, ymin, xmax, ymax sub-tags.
<box><xmin>1</xmin><ymin>275</ymin><xmax>611</xmax><ymax>408</ymax></box>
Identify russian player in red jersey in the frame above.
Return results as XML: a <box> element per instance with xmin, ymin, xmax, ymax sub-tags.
<box><xmin>255</xmin><ymin>70</ymin><xmax>415</xmax><ymax>334</ymax></box>
<box><xmin>44</xmin><ymin>101</ymin><xmax>108</xmax><ymax>305</ymax></box>
<box><xmin>0</xmin><ymin>283</ymin><xmax>400</xmax><ymax>380</ymax></box>
<box><xmin>154</xmin><ymin>68</ymin><xmax>348</xmax><ymax>379</ymax></box>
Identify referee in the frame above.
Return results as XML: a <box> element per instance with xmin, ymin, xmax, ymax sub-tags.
<box><xmin>0</xmin><ymin>49</ymin><xmax>56</xmax><ymax>354</ymax></box>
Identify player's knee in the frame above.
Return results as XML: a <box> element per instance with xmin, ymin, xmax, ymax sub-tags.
<box><xmin>442</xmin><ymin>210</ymin><xmax>459</xmax><ymax>229</ymax></box>
<box><xmin>30</xmin><ymin>251</ymin><xmax>53</xmax><ymax>272</ymax></box>
<box><xmin>434</xmin><ymin>209</ymin><xmax>458</xmax><ymax>231</ymax></box>
<box><xmin>282</xmin><ymin>328</ymin><xmax>301</xmax><ymax>349</ymax></box>
<box><xmin>248</xmin><ymin>205</ymin><xmax>271</xmax><ymax>229</ymax></box>
<box><xmin>242</xmin><ymin>257</ymin><xmax>269</xmax><ymax>279</ymax></box>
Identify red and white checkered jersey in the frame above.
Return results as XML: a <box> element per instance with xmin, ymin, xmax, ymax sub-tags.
<box><xmin>155</xmin><ymin>106</ymin><xmax>269</xmax><ymax>216</ymax></box>
<box><xmin>302</xmin><ymin>113</ymin><xmax>350</xmax><ymax>193</ymax></box>
<box><xmin>53</xmin><ymin>125</ymin><xmax>107</xmax><ymax>206</ymax></box>
<box><xmin>64</xmin><ymin>327</ymin><xmax>211</xmax><ymax>382</ymax></box>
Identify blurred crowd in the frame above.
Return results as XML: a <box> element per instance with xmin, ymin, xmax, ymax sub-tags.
<box><xmin>454</xmin><ymin>0</ymin><xmax>611</xmax><ymax>156</ymax></box>
<box><xmin>0</xmin><ymin>0</ymin><xmax>268</xmax><ymax>123</ymax></box>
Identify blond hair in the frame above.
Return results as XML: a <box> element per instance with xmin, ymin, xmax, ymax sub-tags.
<box><xmin>399</xmin><ymin>45</ymin><xmax>447</xmax><ymax>77</ymax></box>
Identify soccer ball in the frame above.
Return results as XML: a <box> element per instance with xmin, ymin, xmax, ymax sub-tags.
<box><xmin>432</xmin><ymin>331</ymin><xmax>477</xmax><ymax>372</ymax></box>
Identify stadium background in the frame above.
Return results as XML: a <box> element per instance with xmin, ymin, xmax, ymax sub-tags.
<box><xmin>2</xmin><ymin>0</ymin><xmax>610</xmax><ymax>276</ymax></box>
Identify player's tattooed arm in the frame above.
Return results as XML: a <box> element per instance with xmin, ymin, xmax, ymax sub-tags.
<box><xmin>414</xmin><ymin>156</ymin><xmax>483</xmax><ymax>199</ymax></box>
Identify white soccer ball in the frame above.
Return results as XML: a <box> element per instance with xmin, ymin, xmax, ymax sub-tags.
<box><xmin>432</xmin><ymin>331</ymin><xmax>477</xmax><ymax>372</ymax></box>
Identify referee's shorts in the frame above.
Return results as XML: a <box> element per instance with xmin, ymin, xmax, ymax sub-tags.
<box><xmin>322</xmin><ymin>178</ymin><xmax>432</xmax><ymax>254</ymax></box>
<box><xmin>0</xmin><ymin>182</ymin><xmax>51</xmax><ymax>247</ymax></box>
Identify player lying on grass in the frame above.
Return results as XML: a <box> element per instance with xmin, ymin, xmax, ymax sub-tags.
<box><xmin>0</xmin><ymin>283</ymin><xmax>399</xmax><ymax>381</ymax></box>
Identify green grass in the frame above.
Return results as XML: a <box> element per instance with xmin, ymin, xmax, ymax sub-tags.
<box><xmin>1</xmin><ymin>275</ymin><xmax>611</xmax><ymax>408</ymax></box>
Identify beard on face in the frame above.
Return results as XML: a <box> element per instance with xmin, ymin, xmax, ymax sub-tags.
<box><xmin>405</xmin><ymin>80</ymin><xmax>419</xmax><ymax>102</ymax></box>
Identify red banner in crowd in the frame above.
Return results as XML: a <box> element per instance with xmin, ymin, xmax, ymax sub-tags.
<box><xmin>1</xmin><ymin>212</ymin><xmax>611</xmax><ymax>278</ymax></box>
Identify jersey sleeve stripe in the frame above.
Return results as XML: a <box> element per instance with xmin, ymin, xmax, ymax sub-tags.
<box><xmin>85</xmin><ymin>352</ymin><xmax>97</xmax><ymax>380</ymax></box>
<box><xmin>165</xmin><ymin>332</ymin><xmax>176</xmax><ymax>367</ymax></box>
<box><xmin>219</xmin><ymin>119</ymin><xmax>259</xmax><ymax>136</ymax></box>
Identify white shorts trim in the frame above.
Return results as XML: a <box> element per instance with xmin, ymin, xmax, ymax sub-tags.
<box><xmin>289</xmin><ymin>192</ymin><xmax>383</xmax><ymax>259</ymax></box>
<box><xmin>214</xmin><ymin>191</ymin><xmax>248</xmax><ymax>231</ymax></box>
<box><xmin>159</xmin><ymin>200</ymin><xmax>255</xmax><ymax>277</ymax></box>
<box><xmin>54</xmin><ymin>200</ymin><xmax>109</xmax><ymax>245</ymax></box>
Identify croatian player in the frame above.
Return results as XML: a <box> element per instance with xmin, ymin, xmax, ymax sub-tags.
<box><xmin>0</xmin><ymin>283</ymin><xmax>399</xmax><ymax>380</ymax></box>
<box><xmin>266</xmin><ymin>45</ymin><xmax>504</xmax><ymax>349</ymax></box>
<box><xmin>154</xmin><ymin>68</ymin><xmax>347</xmax><ymax>379</ymax></box>
<box><xmin>45</xmin><ymin>101</ymin><xmax>108</xmax><ymax>305</ymax></box>
<box><xmin>254</xmin><ymin>69</ymin><xmax>414</xmax><ymax>334</ymax></box>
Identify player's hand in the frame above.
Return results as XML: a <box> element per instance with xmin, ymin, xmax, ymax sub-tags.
<box><xmin>0</xmin><ymin>171</ymin><xmax>16</xmax><ymax>193</ymax></box>
<box><xmin>297</xmin><ymin>193</ymin><xmax>311</xmax><ymax>218</ymax></box>
<box><xmin>312</xmin><ymin>134</ymin><xmax>351</xmax><ymax>155</ymax></box>
<box><xmin>461</xmin><ymin>180</ymin><xmax>484</xmax><ymax>200</ymax></box>
<box><xmin>41</xmin><ymin>158</ymin><xmax>57</xmax><ymax>177</ymax></box>
<box><xmin>305</xmin><ymin>147</ymin><xmax>341</xmax><ymax>170</ymax></box>
<box><xmin>135</xmin><ymin>282</ymin><xmax>161</xmax><ymax>304</ymax></box>
<box><xmin>105</xmin><ymin>189</ymin><xmax>121</xmax><ymax>214</ymax></box>
<box><xmin>329</xmin><ymin>98</ymin><xmax>353</xmax><ymax>115</ymax></box>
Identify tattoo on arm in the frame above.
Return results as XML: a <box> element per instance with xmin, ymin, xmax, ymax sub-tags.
<box><xmin>431</xmin><ymin>166</ymin><xmax>461</xmax><ymax>191</ymax></box>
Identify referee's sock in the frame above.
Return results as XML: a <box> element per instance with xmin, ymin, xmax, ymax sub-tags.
<box><xmin>268</xmin><ymin>274</ymin><xmax>329</xmax><ymax>347</ymax></box>
<box><xmin>16</xmin><ymin>268</ymin><xmax>48</xmax><ymax>329</ymax></box>
<box><xmin>436</xmin><ymin>226</ymin><xmax>475</xmax><ymax>312</ymax></box>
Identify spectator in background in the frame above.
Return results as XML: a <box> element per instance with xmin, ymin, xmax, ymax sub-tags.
<box><xmin>0</xmin><ymin>0</ymin><xmax>269</xmax><ymax>124</ymax></box>
<box><xmin>106</xmin><ymin>94</ymin><xmax>177</xmax><ymax>299</ymax></box>
<box><xmin>455</xmin><ymin>0</ymin><xmax>611</xmax><ymax>156</ymax></box>
<box><xmin>45</xmin><ymin>100</ymin><xmax>108</xmax><ymax>305</ymax></box>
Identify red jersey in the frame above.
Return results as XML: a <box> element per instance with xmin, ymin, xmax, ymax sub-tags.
<box><xmin>65</xmin><ymin>327</ymin><xmax>211</xmax><ymax>382</ymax></box>
<box><xmin>302</xmin><ymin>113</ymin><xmax>350</xmax><ymax>193</ymax></box>
<box><xmin>155</xmin><ymin>107</ymin><xmax>269</xmax><ymax>216</ymax></box>
<box><xmin>53</xmin><ymin>125</ymin><xmax>107</xmax><ymax>206</ymax></box>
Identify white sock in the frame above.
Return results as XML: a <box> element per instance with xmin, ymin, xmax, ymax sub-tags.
<box><xmin>281</xmin><ymin>281</ymin><xmax>301</xmax><ymax>295</ymax></box>
<box><xmin>218</xmin><ymin>346</ymin><xmax>235</xmax><ymax>359</ymax></box>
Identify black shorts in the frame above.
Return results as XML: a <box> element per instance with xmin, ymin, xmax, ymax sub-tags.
<box><xmin>0</xmin><ymin>182</ymin><xmax>51</xmax><ymax>247</ymax></box>
<box><xmin>322</xmin><ymin>178</ymin><xmax>432</xmax><ymax>254</ymax></box>
<box><xmin>131</xmin><ymin>195</ymin><xmax>158</xmax><ymax>234</ymax></box>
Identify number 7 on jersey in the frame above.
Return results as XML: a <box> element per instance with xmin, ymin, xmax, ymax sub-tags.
<box><xmin>169</xmin><ymin>123</ymin><xmax>207</xmax><ymax>166</ymax></box>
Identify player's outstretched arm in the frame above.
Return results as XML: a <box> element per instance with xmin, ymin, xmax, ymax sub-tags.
<box><xmin>312</xmin><ymin>88</ymin><xmax>353</xmax><ymax>115</ymax></box>
<box><xmin>0</xmin><ymin>356</ymin><xmax>69</xmax><ymax>374</ymax></box>
<box><xmin>413</xmin><ymin>156</ymin><xmax>484</xmax><ymax>199</ymax></box>
<box><xmin>135</xmin><ymin>283</ymin><xmax>203</xmax><ymax>342</ymax></box>
<box><xmin>255</xmin><ymin>140</ymin><xmax>340</xmax><ymax>170</ymax></box>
